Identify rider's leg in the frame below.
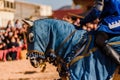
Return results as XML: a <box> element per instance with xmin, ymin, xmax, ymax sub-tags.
<box><xmin>95</xmin><ymin>31</ymin><xmax>120</xmax><ymax>65</ymax></box>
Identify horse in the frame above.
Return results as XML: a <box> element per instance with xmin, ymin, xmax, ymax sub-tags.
<box><xmin>24</xmin><ymin>18</ymin><xmax>120</xmax><ymax>80</ymax></box>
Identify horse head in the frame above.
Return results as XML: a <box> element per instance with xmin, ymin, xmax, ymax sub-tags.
<box><xmin>23</xmin><ymin>18</ymin><xmax>86</xmax><ymax>68</ymax></box>
<box><xmin>23</xmin><ymin>19</ymin><xmax>47</xmax><ymax>68</ymax></box>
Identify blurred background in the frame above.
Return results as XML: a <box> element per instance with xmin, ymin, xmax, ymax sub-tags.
<box><xmin>0</xmin><ymin>0</ymin><xmax>94</xmax><ymax>27</ymax></box>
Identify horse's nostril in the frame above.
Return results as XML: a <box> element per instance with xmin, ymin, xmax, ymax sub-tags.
<box><xmin>26</xmin><ymin>57</ymin><xmax>28</xmax><ymax>59</ymax></box>
<box><xmin>30</xmin><ymin>58</ymin><xmax>40</xmax><ymax>68</ymax></box>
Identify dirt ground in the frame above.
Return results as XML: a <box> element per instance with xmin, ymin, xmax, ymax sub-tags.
<box><xmin>0</xmin><ymin>50</ymin><xmax>119</xmax><ymax>80</ymax></box>
<box><xmin>0</xmin><ymin>59</ymin><xmax>59</xmax><ymax>80</ymax></box>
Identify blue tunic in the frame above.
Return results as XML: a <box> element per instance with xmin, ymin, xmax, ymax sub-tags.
<box><xmin>101</xmin><ymin>0</ymin><xmax>120</xmax><ymax>17</ymax></box>
<box><xmin>97</xmin><ymin>15</ymin><xmax>120</xmax><ymax>34</ymax></box>
<box><xmin>82</xmin><ymin>0</ymin><xmax>120</xmax><ymax>34</ymax></box>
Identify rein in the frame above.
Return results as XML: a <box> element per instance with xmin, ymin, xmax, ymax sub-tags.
<box><xmin>46</xmin><ymin>32</ymin><xmax>95</xmax><ymax>79</ymax></box>
<box><xmin>42</xmin><ymin>31</ymin><xmax>120</xmax><ymax>80</ymax></box>
<box><xmin>68</xmin><ymin>35</ymin><xmax>94</xmax><ymax>67</ymax></box>
<box><xmin>108</xmin><ymin>41</ymin><xmax>120</xmax><ymax>45</ymax></box>
<box><xmin>56</xmin><ymin>30</ymin><xmax>77</xmax><ymax>54</ymax></box>
<box><xmin>68</xmin><ymin>36</ymin><xmax>120</xmax><ymax>67</ymax></box>
<box><xmin>45</xmin><ymin>29</ymin><xmax>77</xmax><ymax>80</ymax></box>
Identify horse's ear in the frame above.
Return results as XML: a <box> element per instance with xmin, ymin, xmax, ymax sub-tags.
<box><xmin>22</xmin><ymin>19</ymin><xmax>33</xmax><ymax>27</ymax></box>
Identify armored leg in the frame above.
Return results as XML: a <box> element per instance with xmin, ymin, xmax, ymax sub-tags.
<box><xmin>103</xmin><ymin>44</ymin><xmax>120</xmax><ymax>65</ymax></box>
<box><xmin>95</xmin><ymin>31</ymin><xmax>120</xmax><ymax>65</ymax></box>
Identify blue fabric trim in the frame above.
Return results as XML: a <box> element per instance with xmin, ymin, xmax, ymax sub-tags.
<box><xmin>97</xmin><ymin>16</ymin><xmax>120</xmax><ymax>34</ymax></box>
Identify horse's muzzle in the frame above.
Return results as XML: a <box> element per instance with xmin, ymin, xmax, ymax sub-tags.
<box><xmin>26</xmin><ymin>51</ymin><xmax>45</xmax><ymax>68</ymax></box>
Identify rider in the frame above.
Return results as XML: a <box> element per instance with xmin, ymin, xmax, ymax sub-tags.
<box><xmin>80</xmin><ymin>0</ymin><xmax>120</xmax><ymax>65</ymax></box>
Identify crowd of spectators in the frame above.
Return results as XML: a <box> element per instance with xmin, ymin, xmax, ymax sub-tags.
<box><xmin>0</xmin><ymin>19</ymin><xmax>28</xmax><ymax>60</ymax></box>
<box><xmin>0</xmin><ymin>15</ymin><xmax>81</xmax><ymax>60</ymax></box>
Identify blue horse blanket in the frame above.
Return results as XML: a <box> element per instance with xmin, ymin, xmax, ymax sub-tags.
<box><xmin>28</xmin><ymin>19</ymin><xmax>120</xmax><ymax>80</ymax></box>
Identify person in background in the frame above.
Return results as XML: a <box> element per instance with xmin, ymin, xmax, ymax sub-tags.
<box><xmin>7</xmin><ymin>36</ymin><xmax>19</xmax><ymax>60</ymax></box>
<box><xmin>62</xmin><ymin>14</ymin><xmax>83</xmax><ymax>29</ymax></box>
<box><xmin>80</xmin><ymin>0</ymin><xmax>120</xmax><ymax>65</ymax></box>
<box><xmin>6</xmin><ymin>20</ymin><xmax>14</xmax><ymax>28</ymax></box>
<box><xmin>62</xmin><ymin>15</ymin><xmax>73</xmax><ymax>24</ymax></box>
<box><xmin>15</xmin><ymin>19</ymin><xmax>22</xmax><ymax>29</ymax></box>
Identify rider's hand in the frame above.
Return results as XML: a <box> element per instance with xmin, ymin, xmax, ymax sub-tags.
<box><xmin>82</xmin><ymin>19</ymin><xmax>99</xmax><ymax>31</ymax></box>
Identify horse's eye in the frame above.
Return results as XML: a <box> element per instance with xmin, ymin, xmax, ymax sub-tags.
<box><xmin>28</xmin><ymin>33</ymin><xmax>34</xmax><ymax>42</ymax></box>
